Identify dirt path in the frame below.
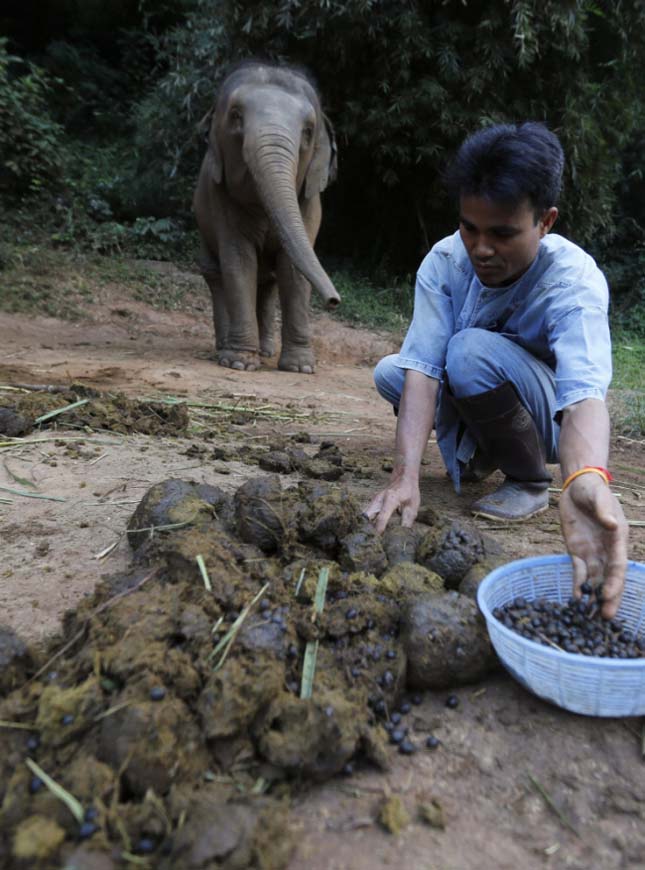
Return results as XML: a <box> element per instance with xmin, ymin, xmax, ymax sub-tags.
<box><xmin>1</xmin><ymin>278</ymin><xmax>644</xmax><ymax>869</ymax></box>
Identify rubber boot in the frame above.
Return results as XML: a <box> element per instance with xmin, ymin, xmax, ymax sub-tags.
<box><xmin>451</xmin><ymin>381</ymin><xmax>552</xmax><ymax>522</ymax></box>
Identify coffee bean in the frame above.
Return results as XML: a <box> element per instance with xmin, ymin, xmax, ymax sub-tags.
<box><xmin>390</xmin><ymin>729</ymin><xmax>405</xmax><ymax>745</ymax></box>
<box><xmin>79</xmin><ymin>822</ymin><xmax>98</xmax><ymax>840</ymax></box>
<box><xmin>29</xmin><ymin>776</ymin><xmax>44</xmax><ymax>794</ymax></box>
<box><xmin>399</xmin><ymin>739</ymin><xmax>416</xmax><ymax>755</ymax></box>
<box><xmin>445</xmin><ymin>695</ymin><xmax>459</xmax><ymax>709</ymax></box>
<box><xmin>426</xmin><ymin>735</ymin><xmax>440</xmax><ymax>750</ymax></box>
<box><xmin>150</xmin><ymin>687</ymin><xmax>166</xmax><ymax>701</ymax></box>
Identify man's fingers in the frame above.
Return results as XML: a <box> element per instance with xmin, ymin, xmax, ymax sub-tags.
<box><xmin>363</xmin><ymin>493</ymin><xmax>385</xmax><ymax>521</ymax></box>
<box><xmin>374</xmin><ymin>491</ymin><xmax>402</xmax><ymax>534</ymax></box>
<box><xmin>401</xmin><ymin>504</ymin><xmax>417</xmax><ymax>528</ymax></box>
<box><xmin>570</xmin><ymin>555</ymin><xmax>587</xmax><ymax>596</ymax></box>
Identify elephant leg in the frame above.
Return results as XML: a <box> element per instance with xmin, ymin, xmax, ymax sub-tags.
<box><xmin>217</xmin><ymin>244</ymin><xmax>261</xmax><ymax>371</ymax></box>
<box><xmin>275</xmin><ymin>253</ymin><xmax>315</xmax><ymax>374</ymax></box>
<box><xmin>198</xmin><ymin>245</ymin><xmax>229</xmax><ymax>354</ymax></box>
<box><xmin>257</xmin><ymin>281</ymin><xmax>278</xmax><ymax>357</ymax></box>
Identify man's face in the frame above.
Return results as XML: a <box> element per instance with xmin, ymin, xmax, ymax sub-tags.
<box><xmin>459</xmin><ymin>195</ymin><xmax>558</xmax><ymax>287</ymax></box>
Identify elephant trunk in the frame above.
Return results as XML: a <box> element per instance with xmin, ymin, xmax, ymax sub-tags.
<box><xmin>247</xmin><ymin>135</ymin><xmax>340</xmax><ymax>309</ymax></box>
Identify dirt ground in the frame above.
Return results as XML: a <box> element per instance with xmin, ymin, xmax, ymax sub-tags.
<box><xmin>1</xmin><ymin>267</ymin><xmax>644</xmax><ymax>869</ymax></box>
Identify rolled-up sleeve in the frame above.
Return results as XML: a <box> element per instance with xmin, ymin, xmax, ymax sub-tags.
<box><xmin>550</xmin><ymin>304</ymin><xmax>612</xmax><ymax>413</ymax></box>
<box><xmin>395</xmin><ymin>252</ymin><xmax>455</xmax><ymax>381</ymax></box>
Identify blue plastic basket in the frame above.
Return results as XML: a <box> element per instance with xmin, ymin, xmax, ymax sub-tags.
<box><xmin>477</xmin><ymin>554</ymin><xmax>645</xmax><ymax>716</ymax></box>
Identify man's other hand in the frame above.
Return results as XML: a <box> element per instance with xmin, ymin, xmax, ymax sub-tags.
<box><xmin>559</xmin><ymin>473</ymin><xmax>628</xmax><ymax>618</ymax></box>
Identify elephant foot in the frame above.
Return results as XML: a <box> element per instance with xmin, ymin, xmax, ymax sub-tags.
<box><xmin>259</xmin><ymin>339</ymin><xmax>276</xmax><ymax>358</ymax></box>
<box><xmin>217</xmin><ymin>350</ymin><xmax>261</xmax><ymax>371</ymax></box>
<box><xmin>278</xmin><ymin>348</ymin><xmax>316</xmax><ymax>374</ymax></box>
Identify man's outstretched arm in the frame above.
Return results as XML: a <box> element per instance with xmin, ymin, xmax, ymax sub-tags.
<box><xmin>558</xmin><ymin>398</ymin><xmax>629</xmax><ymax>618</ymax></box>
<box><xmin>364</xmin><ymin>370</ymin><xmax>440</xmax><ymax>533</ymax></box>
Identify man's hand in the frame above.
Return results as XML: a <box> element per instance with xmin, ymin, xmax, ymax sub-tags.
<box><xmin>364</xmin><ymin>370</ymin><xmax>439</xmax><ymax>535</ymax></box>
<box><xmin>559</xmin><ymin>473</ymin><xmax>628</xmax><ymax>618</ymax></box>
<box><xmin>363</xmin><ymin>472</ymin><xmax>420</xmax><ymax>534</ymax></box>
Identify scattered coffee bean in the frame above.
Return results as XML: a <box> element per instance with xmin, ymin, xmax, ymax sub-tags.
<box><xmin>342</xmin><ymin>762</ymin><xmax>354</xmax><ymax>776</ymax></box>
<box><xmin>399</xmin><ymin>702</ymin><xmax>411</xmax><ymax>715</ymax></box>
<box><xmin>29</xmin><ymin>776</ymin><xmax>44</xmax><ymax>794</ymax></box>
<box><xmin>399</xmin><ymin>739</ymin><xmax>416</xmax><ymax>755</ymax></box>
<box><xmin>390</xmin><ymin>712</ymin><xmax>402</xmax><ymax>725</ymax></box>
<box><xmin>287</xmin><ymin>644</ymin><xmax>298</xmax><ymax>660</ymax></box>
<box><xmin>390</xmin><ymin>729</ymin><xmax>405</xmax><ymax>745</ymax></box>
<box><xmin>84</xmin><ymin>807</ymin><xmax>99</xmax><ymax>822</ymax></box>
<box><xmin>149</xmin><ymin>687</ymin><xmax>166</xmax><ymax>701</ymax></box>
<box><xmin>411</xmin><ymin>694</ymin><xmax>422</xmax><ymax>705</ymax></box>
<box><xmin>346</xmin><ymin>608</ymin><xmax>358</xmax><ymax>620</ymax></box>
<box><xmin>426</xmin><ymin>735</ymin><xmax>440</xmax><ymax>750</ymax></box>
<box><xmin>580</xmin><ymin>582</ymin><xmax>592</xmax><ymax>595</ymax></box>
<box><xmin>445</xmin><ymin>695</ymin><xmax>459</xmax><ymax>709</ymax></box>
<box><xmin>386</xmin><ymin>649</ymin><xmax>396</xmax><ymax>660</ymax></box>
<box><xmin>78</xmin><ymin>822</ymin><xmax>98</xmax><ymax>840</ymax></box>
<box><xmin>61</xmin><ymin>714</ymin><xmax>75</xmax><ymax>726</ymax></box>
<box><xmin>373</xmin><ymin>699</ymin><xmax>387</xmax><ymax>716</ymax></box>
<box><xmin>26</xmin><ymin>735</ymin><xmax>40</xmax><ymax>751</ymax></box>
<box><xmin>137</xmin><ymin>838</ymin><xmax>156</xmax><ymax>854</ymax></box>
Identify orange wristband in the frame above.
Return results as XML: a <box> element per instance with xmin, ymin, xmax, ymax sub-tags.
<box><xmin>561</xmin><ymin>465</ymin><xmax>613</xmax><ymax>493</ymax></box>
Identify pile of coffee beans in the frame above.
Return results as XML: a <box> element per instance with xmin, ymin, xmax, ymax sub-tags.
<box><xmin>494</xmin><ymin>583</ymin><xmax>645</xmax><ymax>658</ymax></box>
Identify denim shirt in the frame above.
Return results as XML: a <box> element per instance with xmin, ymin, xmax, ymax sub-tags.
<box><xmin>396</xmin><ymin>231</ymin><xmax>612</xmax><ymax>488</ymax></box>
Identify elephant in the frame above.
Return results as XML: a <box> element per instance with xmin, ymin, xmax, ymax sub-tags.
<box><xmin>193</xmin><ymin>60</ymin><xmax>341</xmax><ymax>374</ymax></box>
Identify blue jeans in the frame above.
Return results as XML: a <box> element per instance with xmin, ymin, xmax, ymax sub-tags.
<box><xmin>374</xmin><ymin>329</ymin><xmax>560</xmax><ymax>480</ymax></box>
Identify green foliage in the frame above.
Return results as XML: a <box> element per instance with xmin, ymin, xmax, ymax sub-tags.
<box><xmin>316</xmin><ymin>270</ymin><xmax>414</xmax><ymax>333</ymax></box>
<box><xmin>0</xmin><ymin>38</ymin><xmax>65</xmax><ymax>195</ymax></box>
<box><xmin>130</xmin><ymin>0</ymin><xmax>645</xmax><ymax>269</ymax></box>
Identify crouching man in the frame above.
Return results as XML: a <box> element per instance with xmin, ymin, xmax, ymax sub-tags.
<box><xmin>365</xmin><ymin>122</ymin><xmax>628</xmax><ymax>616</ymax></box>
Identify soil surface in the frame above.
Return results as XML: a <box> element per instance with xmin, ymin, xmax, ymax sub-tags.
<box><xmin>0</xmin><ymin>266</ymin><xmax>644</xmax><ymax>869</ymax></box>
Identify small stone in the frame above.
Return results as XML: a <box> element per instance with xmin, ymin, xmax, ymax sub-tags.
<box><xmin>445</xmin><ymin>694</ymin><xmax>459</xmax><ymax>709</ymax></box>
<box><xmin>149</xmin><ymin>687</ymin><xmax>166</xmax><ymax>701</ymax></box>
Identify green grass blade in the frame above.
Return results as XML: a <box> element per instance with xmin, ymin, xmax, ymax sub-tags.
<box><xmin>25</xmin><ymin>758</ymin><xmax>84</xmax><ymax>823</ymax></box>
<box><xmin>313</xmin><ymin>566</ymin><xmax>330</xmax><ymax>616</ymax></box>
<box><xmin>34</xmin><ymin>398</ymin><xmax>90</xmax><ymax>424</ymax></box>
<box><xmin>300</xmin><ymin>640</ymin><xmax>319</xmax><ymax>700</ymax></box>
<box><xmin>196</xmin><ymin>554</ymin><xmax>212</xmax><ymax>592</ymax></box>
<box><xmin>0</xmin><ymin>484</ymin><xmax>65</xmax><ymax>502</ymax></box>
<box><xmin>211</xmin><ymin>583</ymin><xmax>269</xmax><ymax>670</ymax></box>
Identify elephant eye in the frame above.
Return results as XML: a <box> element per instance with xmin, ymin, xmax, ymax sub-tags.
<box><xmin>229</xmin><ymin>107</ymin><xmax>243</xmax><ymax>126</ymax></box>
<box><xmin>302</xmin><ymin>124</ymin><xmax>314</xmax><ymax>145</ymax></box>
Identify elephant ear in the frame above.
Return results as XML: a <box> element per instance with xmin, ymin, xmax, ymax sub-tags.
<box><xmin>304</xmin><ymin>113</ymin><xmax>338</xmax><ymax>199</ymax></box>
<box><xmin>197</xmin><ymin>106</ymin><xmax>223</xmax><ymax>184</ymax></box>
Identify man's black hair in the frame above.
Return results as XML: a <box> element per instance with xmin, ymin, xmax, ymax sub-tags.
<box><xmin>444</xmin><ymin>122</ymin><xmax>564</xmax><ymax>216</ymax></box>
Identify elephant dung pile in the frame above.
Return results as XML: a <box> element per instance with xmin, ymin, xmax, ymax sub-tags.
<box><xmin>0</xmin><ymin>387</ymin><xmax>188</xmax><ymax>437</ymax></box>
<box><xmin>0</xmin><ymin>474</ymin><xmax>502</xmax><ymax>868</ymax></box>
